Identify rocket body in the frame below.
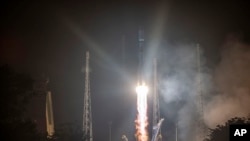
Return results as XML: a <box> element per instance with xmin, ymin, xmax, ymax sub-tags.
<box><xmin>135</xmin><ymin>27</ymin><xmax>149</xmax><ymax>141</ymax></box>
<box><xmin>138</xmin><ymin>27</ymin><xmax>145</xmax><ymax>84</ymax></box>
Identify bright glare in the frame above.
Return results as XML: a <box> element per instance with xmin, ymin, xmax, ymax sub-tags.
<box><xmin>135</xmin><ymin>83</ymin><xmax>149</xmax><ymax>141</ymax></box>
<box><xmin>136</xmin><ymin>84</ymin><xmax>149</xmax><ymax>95</ymax></box>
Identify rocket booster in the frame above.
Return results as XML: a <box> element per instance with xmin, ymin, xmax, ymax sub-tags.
<box><xmin>135</xmin><ymin>27</ymin><xmax>149</xmax><ymax>141</ymax></box>
<box><xmin>138</xmin><ymin>27</ymin><xmax>145</xmax><ymax>84</ymax></box>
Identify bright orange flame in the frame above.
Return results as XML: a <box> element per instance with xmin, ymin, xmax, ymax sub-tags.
<box><xmin>135</xmin><ymin>83</ymin><xmax>148</xmax><ymax>141</ymax></box>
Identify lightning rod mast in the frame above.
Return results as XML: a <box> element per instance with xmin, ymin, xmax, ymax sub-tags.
<box><xmin>46</xmin><ymin>91</ymin><xmax>55</xmax><ymax>138</ymax></box>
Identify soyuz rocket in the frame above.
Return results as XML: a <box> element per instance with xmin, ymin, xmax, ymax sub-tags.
<box><xmin>137</xmin><ymin>27</ymin><xmax>164</xmax><ymax>141</ymax></box>
<box><xmin>138</xmin><ymin>27</ymin><xmax>145</xmax><ymax>84</ymax></box>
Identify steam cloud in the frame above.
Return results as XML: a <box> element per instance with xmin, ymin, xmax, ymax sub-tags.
<box><xmin>157</xmin><ymin>39</ymin><xmax>250</xmax><ymax>141</ymax></box>
<box><xmin>158</xmin><ymin>44</ymin><xmax>204</xmax><ymax>141</ymax></box>
<box><xmin>204</xmin><ymin>40</ymin><xmax>250</xmax><ymax>128</ymax></box>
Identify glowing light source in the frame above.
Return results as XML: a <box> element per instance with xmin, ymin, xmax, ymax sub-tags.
<box><xmin>135</xmin><ymin>83</ymin><xmax>149</xmax><ymax>141</ymax></box>
<box><xmin>136</xmin><ymin>84</ymin><xmax>149</xmax><ymax>95</ymax></box>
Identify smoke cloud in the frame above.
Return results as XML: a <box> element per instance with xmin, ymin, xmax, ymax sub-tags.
<box><xmin>158</xmin><ymin>44</ymin><xmax>204</xmax><ymax>141</ymax></box>
<box><xmin>157</xmin><ymin>39</ymin><xmax>250</xmax><ymax>141</ymax></box>
<box><xmin>204</xmin><ymin>40</ymin><xmax>250</xmax><ymax>128</ymax></box>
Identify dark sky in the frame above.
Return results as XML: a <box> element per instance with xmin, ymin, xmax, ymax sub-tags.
<box><xmin>1</xmin><ymin>0</ymin><xmax>250</xmax><ymax>141</ymax></box>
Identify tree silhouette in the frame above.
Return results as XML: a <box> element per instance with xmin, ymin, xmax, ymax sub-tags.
<box><xmin>52</xmin><ymin>122</ymin><xmax>83</xmax><ymax>141</ymax></box>
<box><xmin>204</xmin><ymin>117</ymin><xmax>250</xmax><ymax>141</ymax></box>
<box><xmin>0</xmin><ymin>65</ymin><xmax>41</xmax><ymax>141</ymax></box>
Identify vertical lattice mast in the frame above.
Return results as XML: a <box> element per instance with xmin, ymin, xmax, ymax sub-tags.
<box><xmin>152</xmin><ymin>58</ymin><xmax>162</xmax><ymax>141</ymax></box>
<box><xmin>196</xmin><ymin>44</ymin><xmax>205</xmax><ymax>140</ymax></box>
<box><xmin>83</xmin><ymin>51</ymin><xmax>93</xmax><ymax>141</ymax></box>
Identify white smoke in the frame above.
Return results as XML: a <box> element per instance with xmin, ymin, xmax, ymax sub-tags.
<box><xmin>159</xmin><ymin>44</ymin><xmax>198</xmax><ymax>102</ymax></box>
<box><xmin>204</xmin><ymin>40</ymin><xmax>250</xmax><ymax>128</ymax></box>
<box><xmin>158</xmin><ymin>44</ymin><xmax>204</xmax><ymax>141</ymax></box>
<box><xmin>157</xmin><ymin>39</ymin><xmax>250</xmax><ymax>141</ymax></box>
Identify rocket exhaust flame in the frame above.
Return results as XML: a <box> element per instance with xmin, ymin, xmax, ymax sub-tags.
<box><xmin>135</xmin><ymin>83</ymin><xmax>149</xmax><ymax>141</ymax></box>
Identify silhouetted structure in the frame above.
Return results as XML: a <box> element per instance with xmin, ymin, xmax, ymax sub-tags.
<box><xmin>83</xmin><ymin>51</ymin><xmax>93</xmax><ymax>141</ymax></box>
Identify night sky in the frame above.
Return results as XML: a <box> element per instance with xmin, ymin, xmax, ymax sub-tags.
<box><xmin>1</xmin><ymin>0</ymin><xmax>250</xmax><ymax>141</ymax></box>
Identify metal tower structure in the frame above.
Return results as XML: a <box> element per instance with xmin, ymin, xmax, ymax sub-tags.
<box><xmin>109</xmin><ymin>121</ymin><xmax>112</xmax><ymax>141</ymax></box>
<box><xmin>152</xmin><ymin>58</ymin><xmax>163</xmax><ymax>141</ymax></box>
<box><xmin>46</xmin><ymin>91</ymin><xmax>55</xmax><ymax>138</ymax></box>
<box><xmin>83</xmin><ymin>51</ymin><xmax>93</xmax><ymax>141</ymax></box>
<box><xmin>196</xmin><ymin>44</ymin><xmax>205</xmax><ymax>140</ymax></box>
<box><xmin>121</xmin><ymin>135</ymin><xmax>128</xmax><ymax>141</ymax></box>
<box><xmin>175</xmin><ymin>122</ymin><xmax>178</xmax><ymax>141</ymax></box>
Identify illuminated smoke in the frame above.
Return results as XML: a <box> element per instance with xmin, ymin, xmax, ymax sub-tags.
<box><xmin>204</xmin><ymin>39</ymin><xmax>250</xmax><ymax>128</ymax></box>
<box><xmin>158</xmin><ymin>44</ymin><xmax>211</xmax><ymax>140</ymax></box>
<box><xmin>135</xmin><ymin>83</ymin><xmax>149</xmax><ymax>141</ymax></box>
<box><xmin>157</xmin><ymin>44</ymin><xmax>211</xmax><ymax>141</ymax></box>
<box><xmin>156</xmin><ymin>39</ymin><xmax>250</xmax><ymax>141</ymax></box>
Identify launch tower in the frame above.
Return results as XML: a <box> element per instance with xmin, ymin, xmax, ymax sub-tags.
<box><xmin>196</xmin><ymin>45</ymin><xmax>205</xmax><ymax>140</ymax></box>
<box><xmin>83</xmin><ymin>51</ymin><xmax>93</xmax><ymax>141</ymax></box>
<box><xmin>152</xmin><ymin>59</ymin><xmax>163</xmax><ymax>141</ymax></box>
